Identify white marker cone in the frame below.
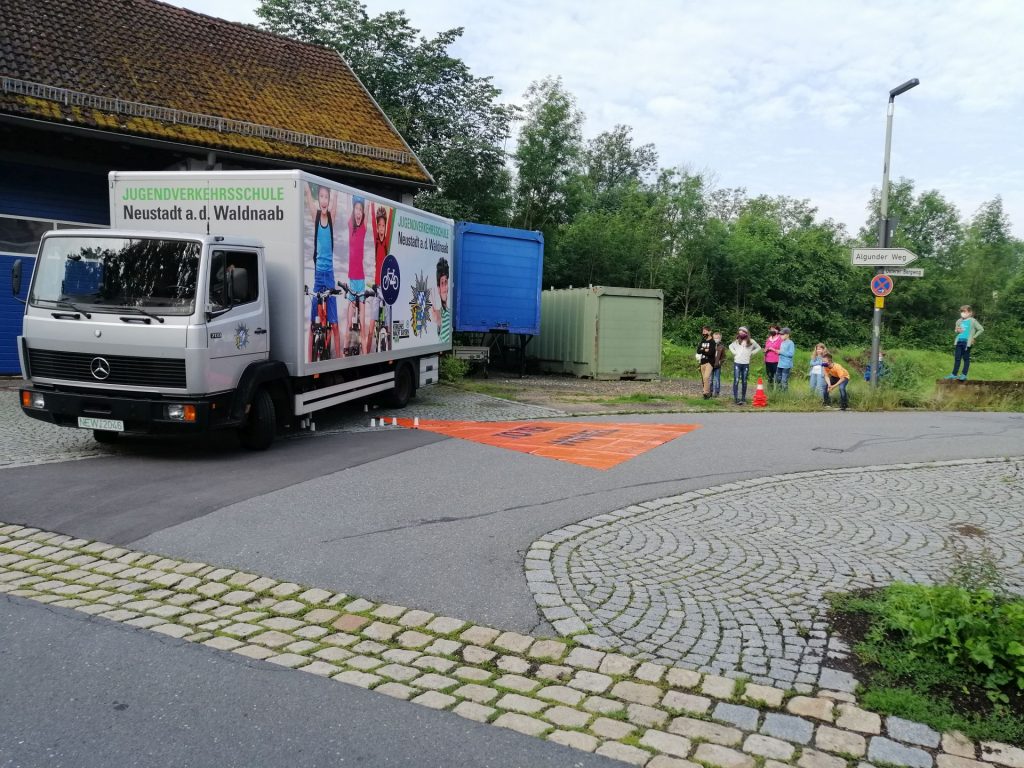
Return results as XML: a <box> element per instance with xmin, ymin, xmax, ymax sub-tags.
<box><xmin>413</xmin><ymin>417</ymin><xmax>420</xmax><ymax>429</ymax></box>
<box><xmin>392</xmin><ymin>418</ymin><xmax>398</xmax><ymax>427</ymax></box>
<box><xmin>370</xmin><ymin>418</ymin><xmax>376</xmax><ymax>427</ymax></box>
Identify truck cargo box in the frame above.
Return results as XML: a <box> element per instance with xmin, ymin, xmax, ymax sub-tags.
<box><xmin>110</xmin><ymin>171</ymin><xmax>454</xmax><ymax>378</ymax></box>
<box><xmin>453</xmin><ymin>222</ymin><xmax>542</xmax><ymax>336</ymax></box>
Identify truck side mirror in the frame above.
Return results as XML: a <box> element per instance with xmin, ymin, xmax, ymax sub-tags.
<box><xmin>11</xmin><ymin>259</ymin><xmax>25</xmax><ymax>303</ymax></box>
<box><xmin>228</xmin><ymin>266</ymin><xmax>249</xmax><ymax>304</ymax></box>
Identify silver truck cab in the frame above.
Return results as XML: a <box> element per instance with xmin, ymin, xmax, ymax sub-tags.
<box><xmin>15</xmin><ymin>229</ymin><xmax>275</xmax><ymax>443</ymax></box>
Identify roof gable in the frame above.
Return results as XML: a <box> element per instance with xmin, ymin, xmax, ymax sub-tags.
<box><xmin>0</xmin><ymin>0</ymin><xmax>432</xmax><ymax>184</ymax></box>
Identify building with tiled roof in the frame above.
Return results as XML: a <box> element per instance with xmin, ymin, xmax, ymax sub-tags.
<box><xmin>0</xmin><ymin>0</ymin><xmax>434</xmax><ymax>372</ymax></box>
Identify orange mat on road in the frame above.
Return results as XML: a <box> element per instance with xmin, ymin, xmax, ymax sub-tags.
<box><xmin>397</xmin><ymin>419</ymin><xmax>700</xmax><ymax>470</ymax></box>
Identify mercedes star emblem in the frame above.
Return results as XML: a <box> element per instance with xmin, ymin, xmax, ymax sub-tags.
<box><xmin>90</xmin><ymin>357</ymin><xmax>111</xmax><ymax>380</ymax></box>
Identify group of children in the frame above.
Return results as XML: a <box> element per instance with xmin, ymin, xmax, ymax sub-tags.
<box><xmin>696</xmin><ymin>325</ymin><xmax>850</xmax><ymax>410</ymax></box>
<box><xmin>692</xmin><ymin>305</ymin><xmax>983</xmax><ymax>411</ymax></box>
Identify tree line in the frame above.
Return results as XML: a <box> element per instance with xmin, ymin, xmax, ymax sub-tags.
<box><xmin>258</xmin><ymin>0</ymin><xmax>1024</xmax><ymax>356</ymax></box>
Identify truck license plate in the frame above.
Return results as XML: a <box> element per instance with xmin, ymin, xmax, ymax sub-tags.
<box><xmin>78</xmin><ymin>417</ymin><xmax>124</xmax><ymax>432</ymax></box>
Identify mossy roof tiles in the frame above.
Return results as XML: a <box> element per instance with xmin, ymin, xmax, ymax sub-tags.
<box><xmin>0</xmin><ymin>0</ymin><xmax>431</xmax><ymax>184</ymax></box>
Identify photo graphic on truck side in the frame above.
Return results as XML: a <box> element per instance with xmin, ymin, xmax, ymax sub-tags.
<box><xmin>301</xmin><ymin>181</ymin><xmax>451</xmax><ymax>364</ymax></box>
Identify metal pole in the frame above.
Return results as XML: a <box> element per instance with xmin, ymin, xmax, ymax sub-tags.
<box><xmin>870</xmin><ymin>99</ymin><xmax>896</xmax><ymax>388</ymax></box>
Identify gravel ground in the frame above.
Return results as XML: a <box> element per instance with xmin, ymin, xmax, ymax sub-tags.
<box><xmin>0</xmin><ymin>378</ymin><xmax>565</xmax><ymax>468</ymax></box>
<box><xmin>456</xmin><ymin>374</ymin><xmax>708</xmax><ymax>414</ymax></box>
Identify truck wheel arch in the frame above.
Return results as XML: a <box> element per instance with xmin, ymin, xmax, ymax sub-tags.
<box><xmin>232</xmin><ymin>361</ymin><xmax>291</xmax><ymax>426</ymax></box>
<box><xmin>387</xmin><ymin>360</ymin><xmax>416</xmax><ymax>408</ymax></box>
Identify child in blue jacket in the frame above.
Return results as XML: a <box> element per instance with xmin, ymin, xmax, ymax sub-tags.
<box><xmin>775</xmin><ymin>328</ymin><xmax>795</xmax><ymax>391</ymax></box>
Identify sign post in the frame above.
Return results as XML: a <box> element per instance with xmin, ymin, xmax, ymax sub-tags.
<box><xmin>870</xmin><ymin>77</ymin><xmax>919</xmax><ymax>387</ymax></box>
<box><xmin>852</xmin><ymin>248</ymin><xmax>918</xmax><ymax>389</ymax></box>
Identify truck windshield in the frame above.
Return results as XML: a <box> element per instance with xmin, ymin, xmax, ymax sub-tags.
<box><xmin>29</xmin><ymin>236</ymin><xmax>201</xmax><ymax>316</ymax></box>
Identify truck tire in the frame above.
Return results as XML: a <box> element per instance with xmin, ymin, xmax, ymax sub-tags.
<box><xmin>387</xmin><ymin>362</ymin><xmax>414</xmax><ymax>408</ymax></box>
<box><xmin>93</xmin><ymin>430</ymin><xmax>119</xmax><ymax>444</ymax></box>
<box><xmin>238</xmin><ymin>388</ymin><xmax>276</xmax><ymax>450</ymax></box>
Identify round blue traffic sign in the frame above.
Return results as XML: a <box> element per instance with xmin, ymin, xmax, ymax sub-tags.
<box><xmin>380</xmin><ymin>254</ymin><xmax>401</xmax><ymax>305</ymax></box>
<box><xmin>871</xmin><ymin>274</ymin><xmax>893</xmax><ymax>297</ymax></box>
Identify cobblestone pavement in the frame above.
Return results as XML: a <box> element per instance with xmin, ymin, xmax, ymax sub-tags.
<box><xmin>5</xmin><ymin>521</ymin><xmax>1023</xmax><ymax>768</ymax></box>
<box><xmin>0</xmin><ymin>386</ymin><xmax>123</xmax><ymax>468</ymax></box>
<box><xmin>527</xmin><ymin>458</ymin><xmax>1024</xmax><ymax>693</ymax></box>
<box><xmin>0</xmin><ymin>382</ymin><xmax>564</xmax><ymax>468</ymax></box>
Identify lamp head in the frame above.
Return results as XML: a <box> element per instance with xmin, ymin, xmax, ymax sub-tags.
<box><xmin>889</xmin><ymin>78</ymin><xmax>920</xmax><ymax>100</ymax></box>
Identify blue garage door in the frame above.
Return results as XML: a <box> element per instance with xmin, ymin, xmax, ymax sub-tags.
<box><xmin>0</xmin><ymin>160</ymin><xmax>109</xmax><ymax>374</ymax></box>
<box><xmin>1</xmin><ymin>254</ymin><xmax>32</xmax><ymax>374</ymax></box>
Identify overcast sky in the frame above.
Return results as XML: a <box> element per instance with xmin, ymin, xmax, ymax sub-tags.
<box><xmin>167</xmin><ymin>0</ymin><xmax>1024</xmax><ymax>237</ymax></box>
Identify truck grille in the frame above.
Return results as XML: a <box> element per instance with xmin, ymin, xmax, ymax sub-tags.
<box><xmin>28</xmin><ymin>349</ymin><xmax>187</xmax><ymax>389</ymax></box>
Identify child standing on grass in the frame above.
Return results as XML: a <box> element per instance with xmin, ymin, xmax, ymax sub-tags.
<box><xmin>729</xmin><ymin>326</ymin><xmax>762</xmax><ymax>405</ymax></box>
<box><xmin>712</xmin><ymin>331</ymin><xmax>725</xmax><ymax>397</ymax></box>
<box><xmin>696</xmin><ymin>326</ymin><xmax>716</xmax><ymax>400</ymax></box>
<box><xmin>775</xmin><ymin>328</ymin><xmax>795</xmax><ymax>391</ymax></box>
<box><xmin>763</xmin><ymin>325</ymin><xmax>782</xmax><ymax>387</ymax></box>
<box><xmin>809</xmin><ymin>343</ymin><xmax>828</xmax><ymax>395</ymax></box>
<box><xmin>822</xmin><ymin>354</ymin><xmax>851</xmax><ymax>411</ymax></box>
<box><xmin>946</xmin><ymin>305</ymin><xmax>984</xmax><ymax>381</ymax></box>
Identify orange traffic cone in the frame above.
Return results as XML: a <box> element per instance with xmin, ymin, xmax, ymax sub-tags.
<box><xmin>752</xmin><ymin>377</ymin><xmax>768</xmax><ymax>408</ymax></box>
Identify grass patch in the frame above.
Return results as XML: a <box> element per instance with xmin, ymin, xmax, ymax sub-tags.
<box><xmin>662</xmin><ymin>340</ymin><xmax>1024</xmax><ymax>412</ymax></box>
<box><xmin>600</xmin><ymin>393</ymin><xmax>689</xmax><ymax>403</ymax></box>
<box><xmin>596</xmin><ymin>393</ymin><xmax>726</xmax><ymax>409</ymax></box>
<box><xmin>830</xmin><ymin>583</ymin><xmax>1024</xmax><ymax>746</ymax></box>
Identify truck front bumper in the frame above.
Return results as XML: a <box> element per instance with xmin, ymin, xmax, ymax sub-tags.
<box><xmin>18</xmin><ymin>386</ymin><xmax>236</xmax><ymax>434</ymax></box>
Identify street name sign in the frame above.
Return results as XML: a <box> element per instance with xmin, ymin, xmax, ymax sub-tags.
<box><xmin>851</xmin><ymin>247</ymin><xmax>919</xmax><ymax>267</ymax></box>
<box><xmin>885</xmin><ymin>267</ymin><xmax>924</xmax><ymax>278</ymax></box>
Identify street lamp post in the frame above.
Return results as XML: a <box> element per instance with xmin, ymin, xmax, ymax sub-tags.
<box><xmin>870</xmin><ymin>77</ymin><xmax>919</xmax><ymax>387</ymax></box>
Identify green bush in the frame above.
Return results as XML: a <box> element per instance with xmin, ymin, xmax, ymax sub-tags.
<box><xmin>440</xmin><ymin>354</ymin><xmax>470</xmax><ymax>382</ymax></box>
<box><xmin>868</xmin><ymin>583</ymin><xmax>1024</xmax><ymax>701</ymax></box>
<box><xmin>879</xmin><ymin>352</ymin><xmax>926</xmax><ymax>390</ymax></box>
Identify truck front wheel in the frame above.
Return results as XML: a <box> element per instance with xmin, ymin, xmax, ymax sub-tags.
<box><xmin>238</xmin><ymin>388</ymin><xmax>276</xmax><ymax>450</ymax></box>
<box><xmin>388</xmin><ymin>363</ymin><xmax>414</xmax><ymax>408</ymax></box>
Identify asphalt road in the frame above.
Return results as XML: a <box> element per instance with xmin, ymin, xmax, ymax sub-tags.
<box><xmin>4</xmin><ymin>410</ymin><xmax>1022</xmax><ymax>633</ymax></box>
<box><xmin>0</xmin><ymin>595</ymin><xmax>618</xmax><ymax>768</ymax></box>
<box><xmin>1</xmin><ymin>427</ymin><xmax>444</xmax><ymax>545</ymax></box>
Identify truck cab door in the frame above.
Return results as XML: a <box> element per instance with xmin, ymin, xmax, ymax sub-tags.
<box><xmin>206</xmin><ymin>248</ymin><xmax>269</xmax><ymax>391</ymax></box>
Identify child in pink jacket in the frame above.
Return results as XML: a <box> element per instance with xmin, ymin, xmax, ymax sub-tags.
<box><xmin>763</xmin><ymin>325</ymin><xmax>782</xmax><ymax>387</ymax></box>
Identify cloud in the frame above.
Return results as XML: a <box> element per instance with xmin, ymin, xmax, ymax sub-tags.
<box><xmin>168</xmin><ymin>0</ymin><xmax>1024</xmax><ymax>235</ymax></box>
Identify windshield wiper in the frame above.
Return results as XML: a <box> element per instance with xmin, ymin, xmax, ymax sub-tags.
<box><xmin>119</xmin><ymin>306</ymin><xmax>165</xmax><ymax>324</ymax></box>
<box><xmin>55</xmin><ymin>300</ymin><xmax>92</xmax><ymax>318</ymax></box>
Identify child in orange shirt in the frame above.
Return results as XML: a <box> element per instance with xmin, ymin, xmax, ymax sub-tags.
<box><xmin>822</xmin><ymin>354</ymin><xmax>850</xmax><ymax>411</ymax></box>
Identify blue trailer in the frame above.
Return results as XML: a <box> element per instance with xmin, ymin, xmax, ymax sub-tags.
<box><xmin>452</xmin><ymin>222</ymin><xmax>543</xmax><ymax>373</ymax></box>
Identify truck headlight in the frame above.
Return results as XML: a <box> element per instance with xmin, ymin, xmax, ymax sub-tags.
<box><xmin>166</xmin><ymin>404</ymin><xmax>197</xmax><ymax>422</ymax></box>
<box><xmin>21</xmin><ymin>391</ymin><xmax>45</xmax><ymax>409</ymax></box>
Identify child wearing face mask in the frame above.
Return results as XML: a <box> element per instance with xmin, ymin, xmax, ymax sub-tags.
<box><xmin>711</xmin><ymin>331</ymin><xmax>725</xmax><ymax>397</ymax></box>
<box><xmin>696</xmin><ymin>326</ymin><xmax>717</xmax><ymax>399</ymax></box>
<box><xmin>763</xmin><ymin>325</ymin><xmax>782</xmax><ymax>387</ymax></box>
<box><xmin>945</xmin><ymin>305</ymin><xmax>984</xmax><ymax>381</ymax></box>
<box><xmin>728</xmin><ymin>326</ymin><xmax>762</xmax><ymax>405</ymax></box>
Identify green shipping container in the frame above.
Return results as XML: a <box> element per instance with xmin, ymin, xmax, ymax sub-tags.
<box><xmin>533</xmin><ymin>286</ymin><xmax>663</xmax><ymax>379</ymax></box>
